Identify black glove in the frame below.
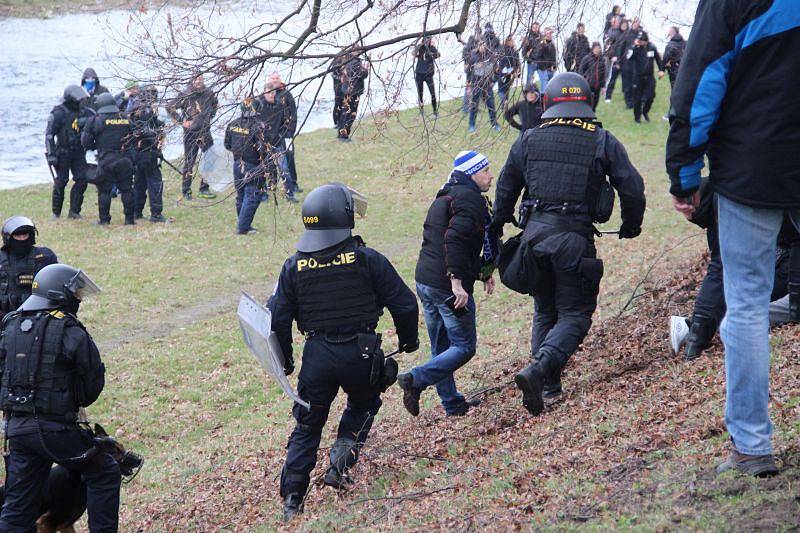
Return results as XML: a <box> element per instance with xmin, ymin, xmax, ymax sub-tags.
<box><xmin>47</xmin><ymin>154</ymin><xmax>58</xmax><ymax>166</ymax></box>
<box><xmin>618</xmin><ymin>224</ymin><xmax>641</xmax><ymax>239</ymax></box>
<box><xmin>488</xmin><ymin>219</ymin><xmax>504</xmax><ymax>238</ymax></box>
<box><xmin>399</xmin><ymin>337</ymin><xmax>419</xmax><ymax>354</ymax></box>
<box><xmin>283</xmin><ymin>356</ymin><xmax>295</xmax><ymax>376</ymax></box>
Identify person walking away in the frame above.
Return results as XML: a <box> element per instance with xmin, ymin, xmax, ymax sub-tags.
<box><xmin>666</xmin><ymin>0</ymin><xmax>800</xmax><ymax>477</ymax></box>
<box><xmin>533</xmin><ymin>28</ymin><xmax>557</xmax><ymax>91</ymax></box>
<box><xmin>414</xmin><ymin>36</ymin><xmax>440</xmax><ymax>117</ymax></box>
<box><xmin>337</xmin><ymin>52</ymin><xmax>369</xmax><ymax>142</ymax></box>
<box><xmin>563</xmin><ymin>23</ymin><xmax>590</xmax><ymax>72</ymax></box>
<box><xmin>468</xmin><ymin>41</ymin><xmax>500</xmax><ymax>132</ymax></box>
<box><xmin>130</xmin><ymin>86</ymin><xmax>166</xmax><ymax>223</ymax></box>
<box><xmin>167</xmin><ymin>74</ymin><xmax>219</xmax><ymax>200</ymax></box>
<box><xmin>397</xmin><ymin>151</ymin><xmax>497</xmax><ymax>417</ymax></box>
<box><xmin>504</xmin><ymin>83</ymin><xmax>543</xmax><ymax>133</ymax></box>
<box><xmin>579</xmin><ymin>42</ymin><xmax>607</xmax><ymax>112</ymax></box>
<box><xmin>630</xmin><ymin>31</ymin><xmax>664</xmax><ymax>123</ymax></box>
<box><xmin>0</xmin><ymin>216</ymin><xmax>58</xmax><ymax>317</ymax></box>
<box><xmin>45</xmin><ymin>85</ymin><xmax>94</xmax><ymax>220</ymax></box>
<box><xmin>496</xmin><ymin>36</ymin><xmax>521</xmax><ymax>109</ymax></box>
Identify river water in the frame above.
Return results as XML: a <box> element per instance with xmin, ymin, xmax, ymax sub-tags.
<box><xmin>0</xmin><ymin>0</ymin><xmax>697</xmax><ymax>190</ymax></box>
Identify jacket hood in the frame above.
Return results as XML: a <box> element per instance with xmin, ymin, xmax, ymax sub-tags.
<box><xmin>81</xmin><ymin>67</ymin><xmax>100</xmax><ymax>84</ymax></box>
<box><xmin>670</xmin><ymin>34</ymin><xmax>685</xmax><ymax>43</ymax></box>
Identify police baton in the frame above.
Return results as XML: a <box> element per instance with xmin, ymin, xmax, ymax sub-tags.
<box><xmin>158</xmin><ymin>153</ymin><xmax>183</xmax><ymax>176</ymax></box>
<box><xmin>44</xmin><ymin>153</ymin><xmax>56</xmax><ymax>180</ymax></box>
<box><xmin>598</xmin><ymin>230</ymin><xmax>620</xmax><ymax>236</ymax></box>
<box><xmin>385</xmin><ymin>349</ymin><xmax>402</xmax><ymax>358</ymax></box>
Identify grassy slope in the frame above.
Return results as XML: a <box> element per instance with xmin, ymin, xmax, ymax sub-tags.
<box><xmin>1</xmin><ymin>79</ymin><xmax>797</xmax><ymax>530</ymax></box>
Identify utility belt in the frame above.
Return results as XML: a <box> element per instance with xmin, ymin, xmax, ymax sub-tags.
<box><xmin>304</xmin><ymin>330</ymin><xmax>398</xmax><ymax>391</ymax></box>
<box><xmin>527</xmin><ymin>211</ymin><xmax>597</xmax><ymax>240</ymax></box>
<box><xmin>8</xmin><ymin>410</ymin><xmax>79</xmax><ymax>424</ymax></box>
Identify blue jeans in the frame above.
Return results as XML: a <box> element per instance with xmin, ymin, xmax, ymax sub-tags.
<box><xmin>537</xmin><ymin>69</ymin><xmax>553</xmax><ymax>91</ymax></box>
<box><xmin>412</xmin><ymin>283</ymin><xmax>477</xmax><ymax>414</ymax></box>
<box><xmin>270</xmin><ymin>141</ymin><xmax>295</xmax><ymax>196</ymax></box>
<box><xmin>236</xmin><ymin>160</ymin><xmax>267</xmax><ymax>233</ymax></box>
<box><xmin>525</xmin><ymin>62</ymin><xmax>538</xmax><ymax>86</ymax></box>
<box><xmin>468</xmin><ymin>84</ymin><xmax>498</xmax><ymax>129</ymax></box>
<box><xmin>716</xmin><ymin>195</ymin><xmax>799</xmax><ymax>455</ymax></box>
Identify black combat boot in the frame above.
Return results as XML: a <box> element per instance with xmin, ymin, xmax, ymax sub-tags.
<box><xmin>323</xmin><ymin>438</ymin><xmax>358</xmax><ymax>490</ymax></box>
<box><xmin>542</xmin><ymin>364</ymin><xmax>563</xmax><ymax>402</ymax></box>
<box><xmin>397</xmin><ymin>373</ymin><xmax>421</xmax><ymax>416</ymax></box>
<box><xmin>515</xmin><ymin>352</ymin><xmax>560</xmax><ymax>415</ymax></box>
<box><xmin>684</xmin><ymin>318</ymin><xmax>717</xmax><ymax>361</ymax></box>
<box><xmin>283</xmin><ymin>493</ymin><xmax>303</xmax><ymax>522</ymax></box>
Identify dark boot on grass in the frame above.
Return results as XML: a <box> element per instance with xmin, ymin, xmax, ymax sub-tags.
<box><xmin>397</xmin><ymin>372</ymin><xmax>421</xmax><ymax>416</ymax></box>
<box><xmin>684</xmin><ymin>317</ymin><xmax>716</xmax><ymax>361</ymax></box>
<box><xmin>717</xmin><ymin>448</ymin><xmax>779</xmax><ymax>477</ymax></box>
<box><xmin>283</xmin><ymin>493</ymin><xmax>304</xmax><ymax>522</ymax></box>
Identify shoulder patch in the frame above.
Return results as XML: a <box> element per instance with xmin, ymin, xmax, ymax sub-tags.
<box><xmin>48</xmin><ymin>310</ymin><xmax>66</xmax><ymax>320</ymax></box>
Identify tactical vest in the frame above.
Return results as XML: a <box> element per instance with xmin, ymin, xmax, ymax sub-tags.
<box><xmin>55</xmin><ymin>105</ymin><xmax>82</xmax><ymax>149</ymax></box>
<box><xmin>525</xmin><ymin>119</ymin><xmax>606</xmax><ymax>220</ymax></box>
<box><xmin>0</xmin><ymin>310</ymin><xmax>78</xmax><ymax>416</ymax></box>
<box><xmin>294</xmin><ymin>243</ymin><xmax>380</xmax><ymax>334</ymax></box>
<box><xmin>93</xmin><ymin>112</ymin><xmax>132</xmax><ymax>155</ymax></box>
<box><xmin>227</xmin><ymin>118</ymin><xmax>262</xmax><ymax>164</ymax></box>
<box><xmin>0</xmin><ymin>249</ymin><xmax>43</xmax><ymax>314</ymax></box>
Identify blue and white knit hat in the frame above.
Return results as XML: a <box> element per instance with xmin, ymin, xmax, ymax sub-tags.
<box><xmin>453</xmin><ymin>150</ymin><xmax>489</xmax><ymax>176</ymax></box>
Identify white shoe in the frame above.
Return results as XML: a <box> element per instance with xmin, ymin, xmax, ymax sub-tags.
<box><xmin>604</xmin><ymin>99</ymin><xmax>611</xmax><ymax>103</ymax></box>
<box><xmin>669</xmin><ymin>316</ymin><xmax>690</xmax><ymax>356</ymax></box>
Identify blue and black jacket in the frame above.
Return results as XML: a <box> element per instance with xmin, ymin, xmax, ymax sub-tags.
<box><xmin>666</xmin><ymin>0</ymin><xmax>800</xmax><ymax>208</ymax></box>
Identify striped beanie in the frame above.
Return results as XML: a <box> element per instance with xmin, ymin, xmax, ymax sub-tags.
<box><xmin>453</xmin><ymin>151</ymin><xmax>489</xmax><ymax>176</ymax></box>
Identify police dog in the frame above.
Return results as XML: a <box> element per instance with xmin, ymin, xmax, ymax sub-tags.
<box><xmin>0</xmin><ymin>424</ymin><xmax>142</xmax><ymax>533</ymax></box>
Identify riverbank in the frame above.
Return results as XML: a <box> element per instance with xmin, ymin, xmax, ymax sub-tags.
<box><xmin>1</xmin><ymin>85</ymin><xmax>797</xmax><ymax>529</ymax></box>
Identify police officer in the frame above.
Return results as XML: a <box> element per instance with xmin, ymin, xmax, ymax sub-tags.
<box><xmin>269</xmin><ymin>184</ymin><xmax>419</xmax><ymax>520</ymax></box>
<box><xmin>130</xmin><ymin>86</ymin><xmax>166</xmax><ymax>223</ymax></box>
<box><xmin>630</xmin><ymin>31</ymin><xmax>664</xmax><ymax>123</ymax></box>
<box><xmin>224</xmin><ymin>98</ymin><xmax>271</xmax><ymax>234</ymax></box>
<box><xmin>46</xmin><ymin>85</ymin><xmax>95</xmax><ymax>220</ymax></box>
<box><xmin>490</xmin><ymin>72</ymin><xmax>646</xmax><ymax>416</ymax></box>
<box><xmin>81</xmin><ymin>92</ymin><xmax>136</xmax><ymax>226</ymax></box>
<box><xmin>0</xmin><ymin>216</ymin><xmax>58</xmax><ymax>317</ymax></box>
<box><xmin>0</xmin><ymin>264</ymin><xmax>121</xmax><ymax>531</ymax></box>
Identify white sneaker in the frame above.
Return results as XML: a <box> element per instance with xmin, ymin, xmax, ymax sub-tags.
<box><xmin>669</xmin><ymin>316</ymin><xmax>690</xmax><ymax>356</ymax></box>
<box><xmin>604</xmin><ymin>98</ymin><xmax>612</xmax><ymax>103</ymax></box>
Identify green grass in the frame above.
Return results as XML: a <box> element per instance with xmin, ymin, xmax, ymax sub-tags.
<box><xmin>2</xmin><ymin>79</ymin><xmax>798</xmax><ymax>530</ymax></box>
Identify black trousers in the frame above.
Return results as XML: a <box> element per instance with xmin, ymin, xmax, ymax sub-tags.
<box><xmin>281</xmin><ymin>336</ymin><xmax>382</xmax><ymax>497</ymax></box>
<box><xmin>415</xmin><ymin>72</ymin><xmax>437</xmax><ymax>112</ymax></box>
<box><xmin>52</xmin><ymin>151</ymin><xmax>88</xmax><ymax>217</ymax></box>
<box><xmin>633</xmin><ymin>76</ymin><xmax>656</xmax><ymax>121</ymax></box>
<box><xmin>181</xmin><ymin>129</ymin><xmax>211</xmax><ymax>195</ymax></box>
<box><xmin>132</xmin><ymin>151</ymin><xmax>163</xmax><ymax>218</ymax></box>
<box><xmin>606</xmin><ymin>65</ymin><xmax>619</xmax><ymax>100</ymax></box>
<box><xmin>337</xmin><ymin>94</ymin><xmax>361</xmax><ymax>137</ymax></box>
<box><xmin>97</xmin><ymin>155</ymin><xmax>134</xmax><ymax>224</ymax></box>
<box><xmin>620</xmin><ymin>61</ymin><xmax>634</xmax><ymax>107</ymax></box>
<box><xmin>0</xmin><ymin>425</ymin><xmax>121</xmax><ymax>532</ymax></box>
<box><xmin>526</xmin><ymin>222</ymin><xmax>601</xmax><ymax>370</ymax></box>
<box><xmin>591</xmin><ymin>88</ymin><xmax>601</xmax><ymax>111</ymax></box>
<box><xmin>285</xmin><ymin>147</ymin><xmax>299</xmax><ymax>191</ymax></box>
<box><xmin>332</xmin><ymin>79</ymin><xmax>343</xmax><ymax>126</ymax></box>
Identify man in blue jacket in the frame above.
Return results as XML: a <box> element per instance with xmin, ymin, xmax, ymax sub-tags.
<box><xmin>666</xmin><ymin>0</ymin><xmax>800</xmax><ymax>477</ymax></box>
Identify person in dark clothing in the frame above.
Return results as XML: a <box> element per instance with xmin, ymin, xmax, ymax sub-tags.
<box><xmin>130</xmin><ymin>86</ymin><xmax>166</xmax><ymax>223</ymax></box>
<box><xmin>0</xmin><ymin>216</ymin><xmax>58</xmax><ymax>317</ymax></box>
<box><xmin>496</xmin><ymin>36</ymin><xmax>521</xmax><ymax>109</ymax></box>
<box><xmin>337</xmin><ymin>53</ymin><xmax>369</xmax><ymax>141</ymax></box>
<box><xmin>81</xmin><ymin>93</ymin><xmax>136</xmax><ymax>226</ymax></box>
<box><xmin>482</xmin><ymin>23</ymin><xmax>500</xmax><ymax>52</ymax></box>
<box><xmin>662</xmin><ymin>26</ymin><xmax>686</xmax><ymax>88</ymax></box>
<box><xmin>490</xmin><ymin>73</ymin><xmax>645</xmax><ymax>416</ymax></box>
<box><xmin>462</xmin><ymin>29</ymin><xmax>482</xmax><ymax>113</ymax></box>
<box><xmin>468</xmin><ymin>42</ymin><xmax>500</xmax><ymax>132</ymax></box>
<box><xmin>604</xmin><ymin>6</ymin><xmax>623</xmax><ymax>35</ymax></box>
<box><xmin>615</xmin><ymin>19</ymin><xmax>637</xmax><ymax>108</ymax></box>
<box><xmin>271</xmin><ymin>73</ymin><xmax>302</xmax><ymax>194</ymax></box>
<box><xmin>114</xmin><ymin>80</ymin><xmax>140</xmax><ymax>114</ymax></box>
<box><xmin>579</xmin><ymin>42</ymin><xmax>607</xmax><ymax>111</ymax></box>
<box><xmin>331</xmin><ymin>48</ymin><xmax>350</xmax><ymax>127</ymax></box>
<box><xmin>563</xmin><ymin>23</ymin><xmax>590</xmax><ymax>72</ymax></box>
<box><xmin>397</xmin><ymin>151</ymin><xmax>497</xmax><ymax>418</ymax></box>
<box><xmin>414</xmin><ymin>37</ymin><xmax>440</xmax><ymax>116</ymax></box>
<box><xmin>521</xmin><ymin>22</ymin><xmax>541</xmax><ymax>86</ymax></box>
<box><xmin>533</xmin><ymin>28</ymin><xmax>557</xmax><ymax>91</ymax></box>
<box><xmin>45</xmin><ymin>85</ymin><xmax>94</xmax><ymax>220</ymax></box>
<box><xmin>0</xmin><ymin>263</ymin><xmax>120</xmax><ymax>532</ymax></box>
<box><xmin>603</xmin><ymin>16</ymin><xmax>623</xmax><ymax>102</ymax></box>
<box><xmin>669</xmin><ymin>184</ymin><xmax>798</xmax><ymax>361</ymax></box>
<box><xmin>167</xmin><ymin>74</ymin><xmax>219</xmax><ymax>200</ymax></box>
<box><xmin>225</xmin><ymin>98</ymin><xmax>273</xmax><ymax>234</ymax></box>
<box><xmin>630</xmin><ymin>31</ymin><xmax>664</xmax><ymax>123</ymax></box>
<box><xmin>666</xmin><ymin>0</ymin><xmax>800</xmax><ymax>476</ymax></box>
<box><xmin>504</xmin><ymin>83</ymin><xmax>543</xmax><ymax>133</ymax></box>
<box><xmin>271</xmin><ymin>183</ymin><xmax>419</xmax><ymax>521</ymax></box>
<box><xmin>258</xmin><ymin>80</ymin><xmax>298</xmax><ymax>202</ymax></box>
<box><xmin>80</xmin><ymin>67</ymin><xmax>110</xmax><ymax>112</ymax></box>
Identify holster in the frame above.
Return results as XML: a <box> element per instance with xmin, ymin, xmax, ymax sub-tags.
<box><xmin>358</xmin><ymin>332</ymin><xmax>394</xmax><ymax>390</ymax></box>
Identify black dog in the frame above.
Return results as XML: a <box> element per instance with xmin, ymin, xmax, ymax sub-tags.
<box><xmin>0</xmin><ymin>423</ymin><xmax>143</xmax><ymax>533</ymax></box>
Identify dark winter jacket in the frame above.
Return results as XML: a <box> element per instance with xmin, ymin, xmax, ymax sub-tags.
<box><xmin>666</xmin><ymin>0</ymin><xmax>800</xmax><ymax>208</ymax></box>
<box><xmin>533</xmin><ymin>39</ymin><xmax>557</xmax><ymax>70</ymax></box>
<box><xmin>130</xmin><ymin>105</ymin><xmax>165</xmax><ymax>153</ymax></box>
<box><xmin>579</xmin><ymin>53</ymin><xmax>607</xmax><ymax>90</ymax></box>
<box><xmin>496</xmin><ymin>45</ymin><xmax>520</xmax><ymax>77</ymax></box>
<box><xmin>415</xmin><ymin>44</ymin><xmax>440</xmax><ymax>76</ymax></box>
<box><xmin>415</xmin><ymin>177</ymin><xmax>491</xmax><ymax>294</ymax></box>
<box><xmin>256</xmin><ymin>96</ymin><xmax>291</xmax><ymax>145</ymax></box>
<box><xmin>80</xmin><ymin>67</ymin><xmax>110</xmax><ymax>112</ymax></box>
<box><xmin>615</xmin><ymin>29</ymin><xmax>636</xmax><ymax>66</ymax></box>
<box><xmin>469</xmin><ymin>48</ymin><xmax>496</xmax><ymax>90</ymax></box>
<box><xmin>504</xmin><ymin>96</ymin><xmax>543</xmax><ymax>131</ymax></box>
<box><xmin>631</xmin><ymin>43</ymin><xmax>663</xmax><ymax>81</ymax></box>
<box><xmin>604</xmin><ymin>28</ymin><xmax>622</xmax><ymax>59</ymax></box>
<box><xmin>662</xmin><ymin>34</ymin><xmax>686</xmax><ymax>77</ymax></box>
<box><xmin>340</xmin><ymin>57</ymin><xmax>369</xmax><ymax>97</ymax></box>
<box><xmin>167</xmin><ymin>86</ymin><xmax>218</xmax><ymax>135</ymax></box>
<box><xmin>563</xmin><ymin>32</ymin><xmax>590</xmax><ymax>71</ymax></box>
<box><xmin>275</xmin><ymin>87</ymin><xmax>298</xmax><ymax>138</ymax></box>
<box><xmin>224</xmin><ymin>115</ymin><xmax>267</xmax><ymax>164</ymax></box>
<box><xmin>521</xmin><ymin>30</ymin><xmax>541</xmax><ymax>63</ymax></box>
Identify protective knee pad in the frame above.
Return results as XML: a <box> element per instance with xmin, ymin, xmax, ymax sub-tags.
<box><xmin>329</xmin><ymin>437</ymin><xmax>359</xmax><ymax>473</ymax></box>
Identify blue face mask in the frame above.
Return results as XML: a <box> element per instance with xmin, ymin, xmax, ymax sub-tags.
<box><xmin>83</xmin><ymin>79</ymin><xmax>96</xmax><ymax>94</ymax></box>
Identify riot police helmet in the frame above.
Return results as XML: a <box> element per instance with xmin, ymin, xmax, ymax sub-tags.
<box><xmin>2</xmin><ymin>216</ymin><xmax>37</xmax><ymax>247</ymax></box>
<box><xmin>541</xmin><ymin>72</ymin><xmax>596</xmax><ymax>120</ymax></box>
<box><xmin>240</xmin><ymin>97</ymin><xmax>262</xmax><ymax>118</ymax></box>
<box><xmin>96</xmin><ymin>92</ymin><xmax>119</xmax><ymax>114</ymax></box>
<box><xmin>20</xmin><ymin>264</ymin><xmax>102</xmax><ymax>312</ymax></box>
<box><xmin>296</xmin><ymin>183</ymin><xmax>368</xmax><ymax>253</ymax></box>
<box><xmin>62</xmin><ymin>84</ymin><xmax>90</xmax><ymax>105</ymax></box>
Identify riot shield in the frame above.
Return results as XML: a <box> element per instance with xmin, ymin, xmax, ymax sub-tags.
<box><xmin>198</xmin><ymin>137</ymin><xmax>234</xmax><ymax>193</ymax></box>
<box><xmin>237</xmin><ymin>292</ymin><xmax>310</xmax><ymax>410</ymax></box>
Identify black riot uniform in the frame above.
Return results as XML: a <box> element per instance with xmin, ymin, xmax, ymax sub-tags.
<box><xmin>0</xmin><ymin>264</ymin><xmax>121</xmax><ymax>532</ymax></box>
<box><xmin>81</xmin><ymin>93</ymin><xmax>136</xmax><ymax>225</ymax></box>
<box><xmin>224</xmin><ymin>99</ymin><xmax>270</xmax><ymax>220</ymax></box>
<box><xmin>270</xmin><ymin>184</ymin><xmax>419</xmax><ymax>521</ymax></box>
<box><xmin>130</xmin><ymin>87</ymin><xmax>166</xmax><ymax>222</ymax></box>
<box><xmin>490</xmin><ymin>73</ymin><xmax>646</xmax><ymax>416</ymax></box>
<box><xmin>0</xmin><ymin>217</ymin><xmax>58</xmax><ymax>317</ymax></box>
<box><xmin>630</xmin><ymin>32</ymin><xmax>664</xmax><ymax>123</ymax></box>
<box><xmin>45</xmin><ymin>85</ymin><xmax>95</xmax><ymax>219</ymax></box>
